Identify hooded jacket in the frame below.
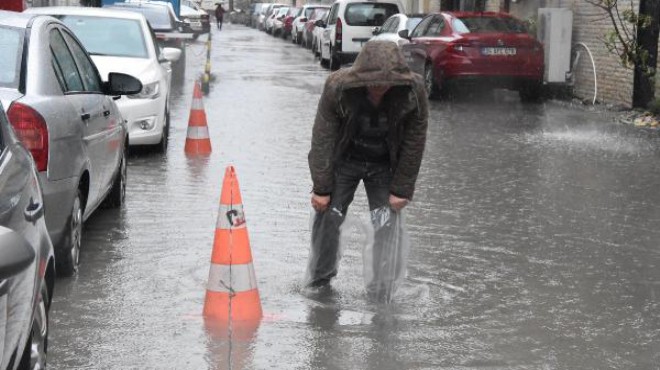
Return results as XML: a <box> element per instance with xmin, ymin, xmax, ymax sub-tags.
<box><xmin>308</xmin><ymin>41</ymin><xmax>429</xmax><ymax>200</ymax></box>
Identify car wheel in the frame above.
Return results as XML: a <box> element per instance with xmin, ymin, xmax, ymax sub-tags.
<box><xmin>102</xmin><ymin>142</ymin><xmax>127</xmax><ymax>209</ymax></box>
<box><xmin>329</xmin><ymin>47</ymin><xmax>340</xmax><ymax>71</ymax></box>
<box><xmin>156</xmin><ymin>110</ymin><xmax>170</xmax><ymax>154</ymax></box>
<box><xmin>297</xmin><ymin>32</ymin><xmax>303</xmax><ymax>45</ymax></box>
<box><xmin>18</xmin><ymin>283</ymin><xmax>49</xmax><ymax>370</ymax></box>
<box><xmin>424</xmin><ymin>63</ymin><xmax>440</xmax><ymax>99</ymax></box>
<box><xmin>57</xmin><ymin>189</ymin><xmax>83</xmax><ymax>277</ymax></box>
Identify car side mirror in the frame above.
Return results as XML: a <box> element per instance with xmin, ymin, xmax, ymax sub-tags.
<box><xmin>372</xmin><ymin>26</ymin><xmax>381</xmax><ymax>35</ymax></box>
<box><xmin>0</xmin><ymin>226</ymin><xmax>35</xmax><ymax>281</ymax></box>
<box><xmin>398</xmin><ymin>29</ymin><xmax>410</xmax><ymax>40</ymax></box>
<box><xmin>160</xmin><ymin>47</ymin><xmax>182</xmax><ymax>62</ymax></box>
<box><xmin>315</xmin><ymin>19</ymin><xmax>325</xmax><ymax>28</ymax></box>
<box><xmin>104</xmin><ymin>72</ymin><xmax>143</xmax><ymax>96</ymax></box>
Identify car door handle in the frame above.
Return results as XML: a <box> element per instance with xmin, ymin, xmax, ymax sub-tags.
<box><xmin>81</xmin><ymin>112</ymin><xmax>91</xmax><ymax>121</ymax></box>
<box><xmin>24</xmin><ymin>198</ymin><xmax>44</xmax><ymax>223</ymax></box>
<box><xmin>103</xmin><ymin>110</ymin><xmax>111</xmax><ymax>117</ymax></box>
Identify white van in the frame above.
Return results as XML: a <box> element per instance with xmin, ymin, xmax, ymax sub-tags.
<box><xmin>318</xmin><ymin>0</ymin><xmax>404</xmax><ymax>70</ymax></box>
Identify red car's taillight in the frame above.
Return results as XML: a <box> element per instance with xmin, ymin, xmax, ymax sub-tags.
<box><xmin>336</xmin><ymin>17</ymin><xmax>342</xmax><ymax>51</ymax></box>
<box><xmin>447</xmin><ymin>40</ymin><xmax>470</xmax><ymax>54</ymax></box>
<box><xmin>8</xmin><ymin>102</ymin><xmax>49</xmax><ymax>172</ymax></box>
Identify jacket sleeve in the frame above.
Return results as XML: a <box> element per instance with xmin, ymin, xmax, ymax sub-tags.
<box><xmin>308</xmin><ymin>77</ymin><xmax>341</xmax><ymax>196</ymax></box>
<box><xmin>390</xmin><ymin>81</ymin><xmax>429</xmax><ymax>200</ymax></box>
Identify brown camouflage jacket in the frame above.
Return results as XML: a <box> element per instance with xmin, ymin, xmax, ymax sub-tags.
<box><xmin>308</xmin><ymin>41</ymin><xmax>429</xmax><ymax>200</ymax></box>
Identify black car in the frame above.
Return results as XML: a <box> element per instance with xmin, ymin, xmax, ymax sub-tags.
<box><xmin>105</xmin><ymin>1</ymin><xmax>192</xmax><ymax>77</ymax></box>
<box><xmin>0</xmin><ymin>101</ymin><xmax>55</xmax><ymax>370</ymax></box>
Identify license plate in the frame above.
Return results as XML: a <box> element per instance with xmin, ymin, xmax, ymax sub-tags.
<box><xmin>191</xmin><ymin>21</ymin><xmax>202</xmax><ymax>27</ymax></box>
<box><xmin>482</xmin><ymin>47</ymin><xmax>517</xmax><ymax>56</ymax></box>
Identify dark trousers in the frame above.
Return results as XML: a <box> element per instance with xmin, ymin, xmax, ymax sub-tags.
<box><xmin>309</xmin><ymin>159</ymin><xmax>392</xmax><ymax>286</ymax></box>
<box><xmin>216</xmin><ymin>17</ymin><xmax>223</xmax><ymax>30</ymax></box>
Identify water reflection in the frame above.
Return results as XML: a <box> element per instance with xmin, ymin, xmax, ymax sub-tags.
<box><xmin>204</xmin><ymin>319</ymin><xmax>260</xmax><ymax>370</ymax></box>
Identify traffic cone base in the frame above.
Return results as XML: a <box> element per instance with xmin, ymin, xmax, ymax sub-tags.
<box><xmin>204</xmin><ymin>290</ymin><xmax>263</xmax><ymax>322</ymax></box>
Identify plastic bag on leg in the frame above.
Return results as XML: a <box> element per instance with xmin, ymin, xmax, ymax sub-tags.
<box><xmin>363</xmin><ymin>206</ymin><xmax>410</xmax><ymax>303</ymax></box>
<box><xmin>304</xmin><ymin>207</ymin><xmax>346</xmax><ymax>288</ymax></box>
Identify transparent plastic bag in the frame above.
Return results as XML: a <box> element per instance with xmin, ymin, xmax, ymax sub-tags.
<box><xmin>363</xmin><ymin>206</ymin><xmax>409</xmax><ymax>303</ymax></box>
<box><xmin>304</xmin><ymin>207</ymin><xmax>346</xmax><ymax>288</ymax></box>
<box><xmin>304</xmin><ymin>205</ymin><xmax>410</xmax><ymax>303</ymax></box>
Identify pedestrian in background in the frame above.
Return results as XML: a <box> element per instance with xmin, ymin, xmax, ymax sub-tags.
<box><xmin>215</xmin><ymin>3</ymin><xmax>225</xmax><ymax>30</ymax></box>
<box><xmin>306</xmin><ymin>40</ymin><xmax>429</xmax><ymax>289</ymax></box>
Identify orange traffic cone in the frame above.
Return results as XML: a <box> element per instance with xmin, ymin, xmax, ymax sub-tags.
<box><xmin>203</xmin><ymin>166</ymin><xmax>262</xmax><ymax>322</ymax></box>
<box><xmin>184</xmin><ymin>80</ymin><xmax>212</xmax><ymax>155</ymax></box>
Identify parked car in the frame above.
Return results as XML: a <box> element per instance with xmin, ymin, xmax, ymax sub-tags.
<box><xmin>250</xmin><ymin>2</ymin><xmax>265</xmax><ymax>28</ymax></box>
<box><xmin>270</xmin><ymin>6</ymin><xmax>289</xmax><ymax>36</ymax></box>
<box><xmin>312</xmin><ymin>9</ymin><xmax>330</xmax><ymax>57</ymax></box>
<box><xmin>0</xmin><ymin>11</ymin><xmax>141</xmax><ymax>275</ymax></box>
<box><xmin>400</xmin><ymin>11</ymin><xmax>544</xmax><ymax>101</ymax></box>
<box><xmin>370</xmin><ymin>13</ymin><xmax>424</xmax><ymax>46</ymax></box>
<box><xmin>0</xmin><ymin>100</ymin><xmax>55</xmax><ymax>370</ymax></box>
<box><xmin>261</xmin><ymin>4</ymin><xmax>286</xmax><ymax>33</ymax></box>
<box><xmin>318</xmin><ymin>0</ymin><xmax>403</xmax><ymax>70</ymax></box>
<box><xmin>26</xmin><ymin>6</ymin><xmax>181</xmax><ymax>152</ymax></box>
<box><xmin>303</xmin><ymin>7</ymin><xmax>329</xmax><ymax>50</ymax></box>
<box><xmin>279</xmin><ymin>6</ymin><xmax>299</xmax><ymax>39</ymax></box>
<box><xmin>265</xmin><ymin>5</ymin><xmax>286</xmax><ymax>34</ymax></box>
<box><xmin>106</xmin><ymin>1</ymin><xmax>192</xmax><ymax>78</ymax></box>
<box><xmin>291</xmin><ymin>4</ymin><xmax>329</xmax><ymax>44</ymax></box>
<box><xmin>258</xmin><ymin>3</ymin><xmax>279</xmax><ymax>31</ymax></box>
<box><xmin>181</xmin><ymin>0</ymin><xmax>211</xmax><ymax>38</ymax></box>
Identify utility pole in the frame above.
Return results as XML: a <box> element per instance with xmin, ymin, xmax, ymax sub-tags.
<box><xmin>634</xmin><ymin>0</ymin><xmax>660</xmax><ymax>108</ymax></box>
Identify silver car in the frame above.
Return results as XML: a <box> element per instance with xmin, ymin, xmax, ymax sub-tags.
<box><xmin>0</xmin><ymin>101</ymin><xmax>55</xmax><ymax>370</ymax></box>
<box><xmin>0</xmin><ymin>11</ymin><xmax>142</xmax><ymax>276</ymax></box>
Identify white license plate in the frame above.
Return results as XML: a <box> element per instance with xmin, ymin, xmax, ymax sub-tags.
<box><xmin>482</xmin><ymin>47</ymin><xmax>517</xmax><ymax>56</ymax></box>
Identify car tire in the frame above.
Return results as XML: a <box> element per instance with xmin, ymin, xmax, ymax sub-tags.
<box><xmin>17</xmin><ymin>282</ymin><xmax>49</xmax><ymax>370</ymax></box>
<box><xmin>329</xmin><ymin>47</ymin><xmax>340</xmax><ymax>71</ymax></box>
<box><xmin>424</xmin><ymin>63</ymin><xmax>440</xmax><ymax>99</ymax></box>
<box><xmin>519</xmin><ymin>81</ymin><xmax>543</xmax><ymax>103</ymax></box>
<box><xmin>56</xmin><ymin>189</ymin><xmax>83</xmax><ymax>277</ymax></box>
<box><xmin>156</xmin><ymin>110</ymin><xmax>170</xmax><ymax>154</ymax></box>
<box><xmin>102</xmin><ymin>141</ymin><xmax>127</xmax><ymax>209</ymax></box>
<box><xmin>296</xmin><ymin>31</ymin><xmax>302</xmax><ymax>45</ymax></box>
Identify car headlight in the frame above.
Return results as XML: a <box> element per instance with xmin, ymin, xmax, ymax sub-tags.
<box><xmin>127</xmin><ymin>81</ymin><xmax>160</xmax><ymax>99</ymax></box>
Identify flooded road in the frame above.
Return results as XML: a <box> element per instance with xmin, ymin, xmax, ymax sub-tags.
<box><xmin>49</xmin><ymin>25</ymin><xmax>660</xmax><ymax>369</ymax></box>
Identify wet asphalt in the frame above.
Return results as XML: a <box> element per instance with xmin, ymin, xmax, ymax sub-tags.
<box><xmin>47</xmin><ymin>24</ymin><xmax>660</xmax><ymax>369</ymax></box>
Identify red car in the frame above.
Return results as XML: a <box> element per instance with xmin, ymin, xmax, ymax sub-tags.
<box><xmin>281</xmin><ymin>7</ymin><xmax>299</xmax><ymax>39</ymax></box>
<box><xmin>401</xmin><ymin>12</ymin><xmax>544</xmax><ymax>101</ymax></box>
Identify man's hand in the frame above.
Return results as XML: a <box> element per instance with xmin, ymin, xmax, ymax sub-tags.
<box><xmin>389</xmin><ymin>194</ymin><xmax>409</xmax><ymax>211</ymax></box>
<box><xmin>311</xmin><ymin>194</ymin><xmax>331</xmax><ymax>212</ymax></box>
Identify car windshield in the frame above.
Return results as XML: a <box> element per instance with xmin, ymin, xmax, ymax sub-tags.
<box><xmin>115</xmin><ymin>6</ymin><xmax>173</xmax><ymax>30</ymax></box>
<box><xmin>0</xmin><ymin>26</ymin><xmax>23</xmax><ymax>89</ymax></box>
<box><xmin>312</xmin><ymin>9</ymin><xmax>328</xmax><ymax>20</ymax></box>
<box><xmin>454</xmin><ymin>16</ymin><xmax>527</xmax><ymax>34</ymax></box>
<box><xmin>345</xmin><ymin>3</ymin><xmax>399</xmax><ymax>27</ymax></box>
<box><xmin>56</xmin><ymin>16</ymin><xmax>148</xmax><ymax>58</ymax></box>
<box><xmin>305</xmin><ymin>7</ymin><xmax>324</xmax><ymax>18</ymax></box>
<box><xmin>406</xmin><ymin>17</ymin><xmax>423</xmax><ymax>31</ymax></box>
